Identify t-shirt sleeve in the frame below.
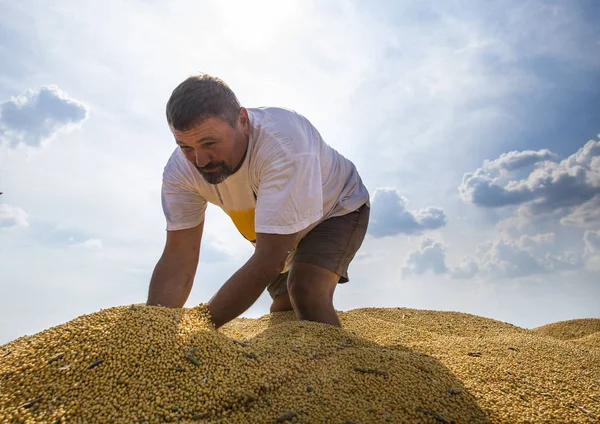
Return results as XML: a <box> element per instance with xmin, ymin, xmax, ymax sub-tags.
<box><xmin>255</xmin><ymin>139</ymin><xmax>323</xmax><ymax>235</ymax></box>
<box><xmin>161</xmin><ymin>153</ymin><xmax>207</xmax><ymax>231</ymax></box>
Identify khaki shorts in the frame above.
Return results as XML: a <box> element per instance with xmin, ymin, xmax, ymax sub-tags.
<box><xmin>266</xmin><ymin>203</ymin><xmax>370</xmax><ymax>299</ymax></box>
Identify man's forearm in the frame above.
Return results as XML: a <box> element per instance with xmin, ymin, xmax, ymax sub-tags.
<box><xmin>208</xmin><ymin>254</ymin><xmax>282</xmax><ymax>329</ymax></box>
<box><xmin>147</xmin><ymin>256</ymin><xmax>197</xmax><ymax>307</ymax></box>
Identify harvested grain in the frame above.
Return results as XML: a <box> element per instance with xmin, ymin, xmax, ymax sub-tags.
<box><xmin>0</xmin><ymin>305</ymin><xmax>597</xmax><ymax>423</ymax></box>
<box><xmin>532</xmin><ymin>318</ymin><xmax>600</xmax><ymax>340</ymax></box>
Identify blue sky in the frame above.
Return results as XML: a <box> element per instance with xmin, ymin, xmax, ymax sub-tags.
<box><xmin>1</xmin><ymin>0</ymin><xmax>599</xmax><ymax>344</ymax></box>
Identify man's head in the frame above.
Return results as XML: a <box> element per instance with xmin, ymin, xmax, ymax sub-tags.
<box><xmin>166</xmin><ymin>74</ymin><xmax>250</xmax><ymax>184</ymax></box>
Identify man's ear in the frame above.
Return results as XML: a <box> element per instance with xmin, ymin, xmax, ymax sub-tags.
<box><xmin>238</xmin><ymin>107</ymin><xmax>250</xmax><ymax>132</ymax></box>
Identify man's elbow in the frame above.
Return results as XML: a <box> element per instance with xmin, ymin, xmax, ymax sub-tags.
<box><xmin>252</xmin><ymin>250</ymin><xmax>288</xmax><ymax>279</ymax></box>
<box><xmin>253</xmin><ymin>232</ymin><xmax>298</xmax><ymax>277</ymax></box>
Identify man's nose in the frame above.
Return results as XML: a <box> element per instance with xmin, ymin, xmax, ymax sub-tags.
<box><xmin>195</xmin><ymin>150</ymin><xmax>212</xmax><ymax>168</ymax></box>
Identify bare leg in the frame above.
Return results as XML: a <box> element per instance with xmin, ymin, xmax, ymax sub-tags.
<box><xmin>287</xmin><ymin>261</ymin><xmax>342</xmax><ymax>327</ymax></box>
<box><xmin>270</xmin><ymin>292</ymin><xmax>294</xmax><ymax>313</ymax></box>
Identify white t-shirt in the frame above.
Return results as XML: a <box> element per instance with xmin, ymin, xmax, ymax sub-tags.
<box><xmin>161</xmin><ymin>107</ymin><xmax>369</xmax><ymax>248</ymax></box>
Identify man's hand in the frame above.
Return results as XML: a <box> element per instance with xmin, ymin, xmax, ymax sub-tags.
<box><xmin>207</xmin><ymin>231</ymin><xmax>299</xmax><ymax>329</ymax></box>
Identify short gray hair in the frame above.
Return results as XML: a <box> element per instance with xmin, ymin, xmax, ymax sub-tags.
<box><xmin>166</xmin><ymin>74</ymin><xmax>241</xmax><ymax>131</ymax></box>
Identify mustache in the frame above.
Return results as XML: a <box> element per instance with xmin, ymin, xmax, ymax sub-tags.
<box><xmin>197</xmin><ymin>162</ymin><xmax>226</xmax><ymax>172</ymax></box>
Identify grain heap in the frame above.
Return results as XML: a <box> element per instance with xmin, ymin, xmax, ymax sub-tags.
<box><xmin>532</xmin><ymin>318</ymin><xmax>600</xmax><ymax>352</ymax></box>
<box><xmin>0</xmin><ymin>305</ymin><xmax>598</xmax><ymax>423</ymax></box>
<box><xmin>532</xmin><ymin>318</ymin><xmax>600</xmax><ymax>340</ymax></box>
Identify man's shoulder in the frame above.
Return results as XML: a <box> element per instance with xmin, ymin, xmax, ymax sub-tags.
<box><xmin>163</xmin><ymin>147</ymin><xmax>195</xmax><ymax>181</ymax></box>
<box><xmin>248</xmin><ymin>107</ymin><xmax>315</xmax><ymax>143</ymax></box>
<box><xmin>164</xmin><ymin>146</ymin><xmax>185</xmax><ymax>169</ymax></box>
<box><xmin>247</xmin><ymin>106</ymin><xmax>310</xmax><ymax>128</ymax></box>
<box><xmin>248</xmin><ymin>106</ymin><xmax>301</xmax><ymax>117</ymax></box>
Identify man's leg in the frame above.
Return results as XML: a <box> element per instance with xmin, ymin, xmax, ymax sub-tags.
<box><xmin>268</xmin><ymin>203</ymin><xmax>370</xmax><ymax>324</ymax></box>
<box><xmin>270</xmin><ymin>292</ymin><xmax>293</xmax><ymax>312</ymax></box>
<box><xmin>287</xmin><ymin>261</ymin><xmax>341</xmax><ymax>327</ymax></box>
<box><xmin>268</xmin><ymin>272</ymin><xmax>294</xmax><ymax>312</ymax></box>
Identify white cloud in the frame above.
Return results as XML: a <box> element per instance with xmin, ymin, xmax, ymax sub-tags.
<box><xmin>68</xmin><ymin>238</ymin><xmax>103</xmax><ymax>250</ymax></box>
<box><xmin>456</xmin><ymin>138</ymin><xmax>599</xmax><ymax>281</ymax></box>
<box><xmin>583</xmin><ymin>230</ymin><xmax>600</xmax><ymax>256</ymax></box>
<box><xmin>368</xmin><ymin>188</ymin><xmax>447</xmax><ymax>238</ymax></box>
<box><xmin>452</xmin><ymin>233</ymin><xmax>584</xmax><ymax>279</ymax></box>
<box><xmin>583</xmin><ymin>230</ymin><xmax>600</xmax><ymax>271</ymax></box>
<box><xmin>459</xmin><ymin>168</ymin><xmax>533</xmax><ymax>208</ymax></box>
<box><xmin>479</xmin><ymin>238</ymin><xmax>544</xmax><ymax>278</ymax></box>
<box><xmin>402</xmin><ymin>237</ymin><xmax>448</xmax><ymax>277</ymax></box>
<box><xmin>212</xmin><ymin>0</ymin><xmax>302</xmax><ymax>52</ymax></box>
<box><xmin>459</xmin><ymin>137</ymin><xmax>600</xmax><ymax>224</ymax></box>
<box><xmin>451</xmin><ymin>257</ymin><xmax>479</xmax><ymax>279</ymax></box>
<box><xmin>560</xmin><ymin>194</ymin><xmax>600</xmax><ymax>229</ymax></box>
<box><xmin>0</xmin><ymin>203</ymin><xmax>29</xmax><ymax>228</ymax></box>
<box><xmin>0</xmin><ymin>85</ymin><xmax>88</xmax><ymax>148</ymax></box>
<box><xmin>82</xmin><ymin>238</ymin><xmax>103</xmax><ymax>249</ymax></box>
<box><xmin>484</xmin><ymin>149</ymin><xmax>558</xmax><ymax>172</ymax></box>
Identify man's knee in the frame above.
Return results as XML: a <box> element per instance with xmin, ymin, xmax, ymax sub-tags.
<box><xmin>287</xmin><ymin>280</ymin><xmax>341</xmax><ymax>326</ymax></box>
<box><xmin>288</xmin><ymin>280</ymin><xmax>333</xmax><ymax>312</ymax></box>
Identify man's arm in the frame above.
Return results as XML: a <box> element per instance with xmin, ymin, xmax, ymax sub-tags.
<box><xmin>207</xmin><ymin>231</ymin><xmax>299</xmax><ymax>329</ymax></box>
<box><xmin>147</xmin><ymin>221</ymin><xmax>204</xmax><ymax>307</ymax></box>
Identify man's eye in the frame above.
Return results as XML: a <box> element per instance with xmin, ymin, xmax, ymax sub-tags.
<box><xmin>204</xmin><ymin>142</ymin><xmax>216</xmax><ymax>147</ymax></box>
<box><xmin>180</xmin><ymin>146</ymin><xmax>193</xmax><ymax>151</ymax></box>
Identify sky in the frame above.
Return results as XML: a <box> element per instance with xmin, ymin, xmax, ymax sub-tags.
<box><xmin>1</xmin><ymin>0</ymin><xmax>599</xmax><ymax>344</ymax></box>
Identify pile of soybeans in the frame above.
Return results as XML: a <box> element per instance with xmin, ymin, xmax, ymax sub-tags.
<box><xmin>1</xmin><ymin>305</ymin><xmax>598</xmax><ymax>423</ymax></box>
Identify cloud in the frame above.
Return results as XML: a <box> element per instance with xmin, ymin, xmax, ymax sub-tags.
<box><xmin>459</xmin><ymin>137</ymin><xmax>600</xmax><ymax>224</ymax></box>
<box><xmin>583</xmin><ymin>230</ymin><xmax>600</xmax><ymax>270</ymax></box>
<box><xmin>583</xmin><ymin>230</ymin><xmax>600</xmax><ymax>256</ymax></box>
<box><xmin>484</xmin><ymin>149</ymin><xmax>559</xmax><ymax>171</ymax></box>
<box><xmin>69</xmin><ymin>238</ymin><xmax>103</xmax><ymax>250</ymax></box>
<box><xmin>479</xmin><ymin>238</ymin><xmax>544</xmax><ymax>278</ymax></box>
<box><xmin>0</xmin><ymin>85</ymin><xmax>88</xmax><ymax>148</ymax></box>
<box><xmin>452</xmin><ymin>233</ymin><xmax>584</xmax><ymax>279</ymax></box>
<box><xmin>402</xmin><ymin>237</ymin><xmax>448</xmax><ymax>277</ymax></box>
<box><xmin>0</xmin><ymin>204</ymin><xmax>29</xmax><ymax>228</ymax></box>
<box><xmin>451</xmin><ymin>257</ymin><xmax>479</xmax><ymax>279</ymax></box>
<box><xmin>368</xmin><ymin>188</ymin><xmax>447</xmax><ymax>238</ymax></box>
<box><xmin>81</xmin><ymin>238</ymin><xmax>103</xmax><ymax>249</ymax></box>
<box><xmin>458</xmin><ymin>169</ymin><xmax>534</xmax><ymax>207</ymax></box>
<box><xmin>560</xmin><ymin>194</ymin><xmax>600</xmax><ymax>229</ymax></box>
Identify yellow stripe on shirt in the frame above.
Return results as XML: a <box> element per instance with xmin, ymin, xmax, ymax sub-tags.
<box><xmin>227</xmin><ymin>209</ymin><xmax>257</xmax><ymax>242</ymax></box>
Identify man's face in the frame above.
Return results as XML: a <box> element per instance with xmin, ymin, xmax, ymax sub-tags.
<box><xmin>172</xmin><ymin>109</ymin><xmax>250</xmax><ymax>185</ymax></box>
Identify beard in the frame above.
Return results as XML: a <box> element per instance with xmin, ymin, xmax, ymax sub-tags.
<box><xmin>195</xmin><ymin>161</ymin><xmax>233</xmax><ymax>185</ymax></box>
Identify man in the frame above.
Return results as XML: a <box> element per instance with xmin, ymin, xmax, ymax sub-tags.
<box><xmin>146</xmin><ymin>74</ymin><xmax>370</xmax><ymax>329</ymax></box>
